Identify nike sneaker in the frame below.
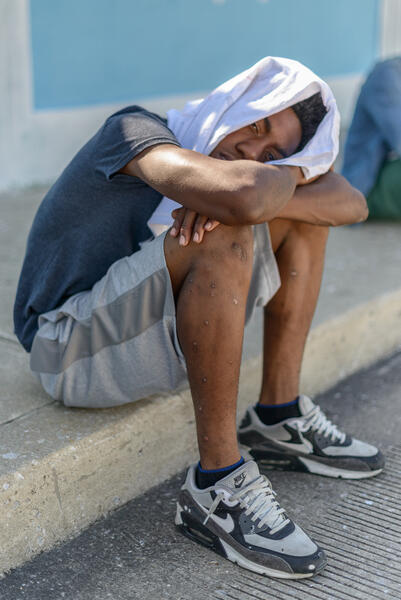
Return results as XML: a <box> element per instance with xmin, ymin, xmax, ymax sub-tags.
<box><xmin>175</xmin><ymin>459</ymin><xmax>326</xmax><ymax>579</ymax></box>
<box><xmin>238</xmin><ymin>395</ymin><xmax>384</xmax><ymax>479</ymax></box>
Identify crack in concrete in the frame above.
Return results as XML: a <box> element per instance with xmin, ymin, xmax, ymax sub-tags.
<box><xmin>0</xmin><ymin>400</ymin><xmax>57</xmax><ymax>427</ymax></box>
<box><xmin>78</xmin><ymin>471</ymin><xmax>97</xmax><ymax>482</ymax></box>
<box><xmin>52</xmin><ymin>468</ymin><xmax>63</xmax><ymax>514</ymax></box>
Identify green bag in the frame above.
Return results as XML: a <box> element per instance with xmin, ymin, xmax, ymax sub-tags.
<box><xmin>367</xmin><ymin>158</ymin><xmax>401</xmax><ymax>220</ymax></box>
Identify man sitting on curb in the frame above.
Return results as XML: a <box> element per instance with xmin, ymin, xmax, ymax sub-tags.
<box><xmin>14</xmin><ymin>57</ymin><xmax>384</xmax><ymax>580</ymax></box>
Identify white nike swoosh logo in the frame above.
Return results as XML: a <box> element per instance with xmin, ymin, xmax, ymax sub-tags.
<box><xmin>271</xmin><ymin>434</ymin><xmax>313</xmax><ymax>455</ymax></box>
<box><xmin>209</xmin><ymin>512</ymin><xmax>235</xmax><ymax>533</ymax></box>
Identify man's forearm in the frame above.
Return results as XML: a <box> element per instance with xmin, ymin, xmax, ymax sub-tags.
<box><xmin>274</xmin><ymin>171</ymin><xmax>368</xmax><ymax>226</ymax></box>
<box><xmin>122</xmin><ymin>145</ymin><xmax>301</xmax><ymax>226</ymax></box>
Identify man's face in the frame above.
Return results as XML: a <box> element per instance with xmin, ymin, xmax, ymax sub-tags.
<box><xmin>209</xmin><ymin>107</ymin><xmax>302</xmax><ymax>163</ymax></box>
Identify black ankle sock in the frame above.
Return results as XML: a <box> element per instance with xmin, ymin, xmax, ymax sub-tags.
<box><xmin>196</xmin><ymin>457</ymin><xmax>245</xmax><ymax>489</ymax></box>
<box><xmin>255</xmin><ymin>396</ymin><xmax>301</xmax><ymax>425</ymax></box>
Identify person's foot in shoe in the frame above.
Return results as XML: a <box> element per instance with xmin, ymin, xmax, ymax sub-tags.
<box><xmin>238</xmin><ymin>395</ymin><xmax>384</xmax><ymax>479</ymax></box>
<box><xmin>175</xmin><ymin>459</ymin><xmax>326</xmax><ymax>579</ymax></box>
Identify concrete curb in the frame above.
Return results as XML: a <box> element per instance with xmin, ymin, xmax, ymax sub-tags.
<box><xmin>1</xmin><ymin>287</ymin><xmax>401</xmax><ymax>576</ymax></box>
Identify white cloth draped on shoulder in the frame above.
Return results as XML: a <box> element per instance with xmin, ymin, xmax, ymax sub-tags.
<box><xmin>148</xmin><ymin>56</ymin><xmax>340</xmax><ymax>235</ymax></box>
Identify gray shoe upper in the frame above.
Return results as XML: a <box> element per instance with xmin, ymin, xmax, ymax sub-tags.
<box><xmin>239</xmin><ymin>395</ymin><xmax>380</xmax><ymax>460</ymax></box>
<box><xmin>180</xmin><ymin>460</ymin><xmax>319</xmax><ymax>558</ymax></box>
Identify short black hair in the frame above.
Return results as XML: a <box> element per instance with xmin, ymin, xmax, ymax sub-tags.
<box><xmin>290</xmin><ymin>92</ymin><xmax>327</xmax><ymax>152</ymax></box>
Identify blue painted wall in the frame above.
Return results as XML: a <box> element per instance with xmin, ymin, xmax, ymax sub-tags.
<box><xmin>30</xmin><ymin>0</ymin><xmax>380</xmax><ymax>110</ymax></box>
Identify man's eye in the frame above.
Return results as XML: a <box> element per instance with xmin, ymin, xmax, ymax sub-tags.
<box><xmin>265</xmin><ymin>152</ymin><xmax>275</xmax><ymax>161</ymax></box>
<box><xmin>250</xmin><ymin>123</ymin><xmax>258</xmax><ymax>133</ymax></box>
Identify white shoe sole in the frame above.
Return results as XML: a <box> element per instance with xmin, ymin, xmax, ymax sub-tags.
<box><xmin>298</xmin><ymin>456</ymin><xmax>383</xmax><ymax>479</ymax></box>
<box><xmin>242</xmin><ymin>443</ymin><xmax>384</xmax><ymax>479</ymax></box>
<box><xmin>219</xmin><ymin>538</ymin><xmax>322</xmax><ymax>579</ymax></box>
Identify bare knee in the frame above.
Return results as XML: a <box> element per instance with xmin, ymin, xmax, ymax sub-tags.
<box><xmin>165</xmin><ymin>224</ymin><xmax>253</xmax><ymax>296</ymax></box>
<box><xmin>186</xmin><ymin>224</ymin><xmax>254</xmax><ymax>287</ymax></box>
<box><xmin>272</xmin><ymin>219</ymin><xmax>329</xmax><ymax>254</ymax></box>
<box><xmin>201</xmin><ymin>223</ymin><xmax>253</xmax><ymax>262</ymax></box>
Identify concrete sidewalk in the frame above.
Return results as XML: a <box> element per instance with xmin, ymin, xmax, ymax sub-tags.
<box><xmin>0</xmin><ymin>185</ymin><xmax>401</xmax><ymax>576</ymax></box>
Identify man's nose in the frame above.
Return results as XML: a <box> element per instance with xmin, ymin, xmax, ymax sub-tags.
<box><xmin>236</xmin><ymin>139</ymin><xmax>263</xmax><ymax>161</ymax></box>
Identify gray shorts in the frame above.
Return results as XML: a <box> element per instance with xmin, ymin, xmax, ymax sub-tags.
<box><xmin>30</xmin><ymin>225</ymin><xmax>280</xmax><ymax>408</ymax></box>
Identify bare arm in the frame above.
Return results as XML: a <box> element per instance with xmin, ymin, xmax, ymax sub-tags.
<box><xmin>120</xmin><ymin>144</ymin><xmax>302</xmax><ymax>225</ymax></box>
<box><xmin>274</xmin><ymin>171</ymin><xmax>369</xmax><ymax>226</ymax></box>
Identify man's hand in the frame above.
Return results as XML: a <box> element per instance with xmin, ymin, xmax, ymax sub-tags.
<box><xmin>170</xmin><ymin>207</ymin><xmax>220</xmax><ymax>246</ymax></box>
<box><xmin>297</xmin><ymin>173</ymin><xmax>321</xmax><ymax>186</ymax></box>
<box><xmin>296</xmin><ymin>166</ymin><xmax>326</xmax><ymax>186</ymax></box>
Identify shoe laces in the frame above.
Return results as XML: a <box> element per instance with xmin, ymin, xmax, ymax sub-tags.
<box><xmin>298</xmin><ymin>405</ymin><xmax>346</xmax><ymax>443</ymax></box>
<box><xmin>203</xmin><ymin>474</ymin><xmax>290</xmax><ymax>534</ymax></box>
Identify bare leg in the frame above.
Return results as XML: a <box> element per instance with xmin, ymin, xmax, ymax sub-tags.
<box><xmin>259</xmin><ymin>219</ymin><xmax>329</xmax><ymax>406</ymax></box>
<box><xmin>164</xmin><ymin>224</ymin><xmax>254</xmax><ymax>469</ymax></box>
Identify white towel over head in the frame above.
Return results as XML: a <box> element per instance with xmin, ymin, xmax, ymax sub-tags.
<box><xmin>148</xmin><ymin>56</ymin><xmax>340</xmax><ymax>234</ymax></box>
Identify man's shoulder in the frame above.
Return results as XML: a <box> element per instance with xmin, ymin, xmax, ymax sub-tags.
<box><xmin>100</xmin><ymin>104</ymin><xmax>176</xmax><ymax>150</ymax></box>
<box><xmin>105</xmin><ymin>104</ymin><xmax>167</xmax><ymax>127</ymax></box>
